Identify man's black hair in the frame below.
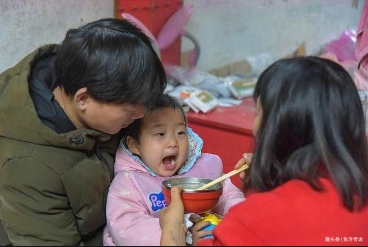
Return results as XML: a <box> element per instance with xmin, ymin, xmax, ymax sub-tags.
<box><xmin>55</xmin><ymin>18</ymin><xmax>166</xmax><ymax>108</ymax></box>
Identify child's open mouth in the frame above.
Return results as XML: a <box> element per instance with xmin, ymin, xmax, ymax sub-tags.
<box><xmin>162</xmin><ymin>155</ymin><xmax>177</xmax><ymax>171</ymax></box>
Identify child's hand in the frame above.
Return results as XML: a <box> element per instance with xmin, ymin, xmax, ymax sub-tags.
<box><xmin>234</xmin><ymin>153</ymin><xmax>253</xmax><ymax>182</ymax></box>
<box><xmin>189</xmin><ymin>221</ymin><xmax>212</xmax><ymax>246</ymax></box>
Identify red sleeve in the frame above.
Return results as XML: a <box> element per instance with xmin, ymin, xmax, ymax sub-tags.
<box><xmin>197</xmin><ymin>238</ymin><xmax>216</xmax><ymax>246</ymax></box>
<box><xmin>197</xmin><ymin>209</ymin><xmax>266</xmax><ymax>246</ymax></box>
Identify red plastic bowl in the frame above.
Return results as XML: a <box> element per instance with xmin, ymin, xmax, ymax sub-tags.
<box><xmin>162</xmin><ymin>177</ymin><xmax>223</xmax><ymax>214</ymax></box>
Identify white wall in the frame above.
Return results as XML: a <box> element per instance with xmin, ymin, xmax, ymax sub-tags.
<box><xmin>0</xmin><ymin>0</ymin><xmax>114</xmax><ymax>73</ymax></box>
<box><xmin>183</xmin><ymin>0</ymin><xmax>363</xmax><ymax>72</ymax></box>
<box><xmin>0</xmin><ymin>0</ymin><xmax>364</xmax><ymax>74</ymax></box>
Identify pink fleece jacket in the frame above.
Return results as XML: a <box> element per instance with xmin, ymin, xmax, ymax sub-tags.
<box><xmin>103</xmin><ymin>149</ymin><xmax>245</xmax><ymax>246</ymax></box>
<box><xmin>357</xmin><ymin>0</ymin><xmax>368</xmax><ymax>71</ymax></box>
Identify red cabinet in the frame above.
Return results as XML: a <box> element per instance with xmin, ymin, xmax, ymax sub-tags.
<box><xmin>116</xmin><ymin>0</ymin><xmax>183</xmax><ymax>65</ymax></box>
<box><xmin>187</xmin><ymin>98</ymin><xmax>257</xmax><ymax>190</ymax></box>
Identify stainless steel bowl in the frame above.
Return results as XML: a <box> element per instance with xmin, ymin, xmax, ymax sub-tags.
<box><xmin>162</xmin><ymin>177</ymin><xmax>223</xmax><ymax>193</ymax></box>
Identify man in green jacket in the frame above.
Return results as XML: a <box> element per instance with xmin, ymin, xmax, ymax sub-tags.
<box><xmin>0</xmin><ymin>18</ymin><xmax>166</xmax><ymax>246</ymax></box>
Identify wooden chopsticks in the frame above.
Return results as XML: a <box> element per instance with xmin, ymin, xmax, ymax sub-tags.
<box><xmin>197</xmin><ymin>164</ymin><xmax>249</xmax><ymax>191</ymax></box>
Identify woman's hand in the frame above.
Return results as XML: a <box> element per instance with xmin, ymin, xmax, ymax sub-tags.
<box><xmin>235</xmin><ymin>153</ymin><xmax>253</xmax><ymax>182</ymax></box>
<box><xmin>160</xmin><ymin>186</ymin><xmax>186</xmax><ymax>246</ymax></box>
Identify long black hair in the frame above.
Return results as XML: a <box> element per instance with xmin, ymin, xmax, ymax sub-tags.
<box><xmin>245</xmin><ymin>56</ymin><xmax>368</xmax><ymax>211</ymax></box>
<box><xmin>55</xmin><ymin>18</ymin><xmax>166</xmax><ymax>108</ymax></box>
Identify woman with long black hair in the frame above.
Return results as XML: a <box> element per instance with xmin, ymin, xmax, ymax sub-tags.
<box><xmin>160</xmin><ymin>57</ymin><xmax>368</xmax><ymax>246</ymax></box>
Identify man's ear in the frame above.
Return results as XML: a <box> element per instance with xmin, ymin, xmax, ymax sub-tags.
<box><xmin>74</xmin><ymin>87</ymin><xmax>89</xmax><ymax>111</ymax></box>
<box><xmin>127</xmin><ymin>136</ymin><xmax>141</xmax><ymax>156</ymax></box>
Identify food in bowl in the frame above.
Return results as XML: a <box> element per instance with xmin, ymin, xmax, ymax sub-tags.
<box><xmin>162</xmin><ymin>177</ymin><xmax>223</xmax><ymax>213</ymax></box>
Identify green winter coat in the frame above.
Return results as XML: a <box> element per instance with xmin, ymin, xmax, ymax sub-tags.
<box><xmin>0</xmin><ymin>45</ymin><xmax>120</xmax><ymax>246</ymax></box>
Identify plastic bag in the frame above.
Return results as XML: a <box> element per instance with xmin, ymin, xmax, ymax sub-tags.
<box><xmin>319</xmin><ymin>52</ymin><xmax>368</xmax><ymax>91</ymax></box>
<box><xmin>324</xmin><ymin>29</ymin><xmax>357</xmax><ymax>62</ymax></box>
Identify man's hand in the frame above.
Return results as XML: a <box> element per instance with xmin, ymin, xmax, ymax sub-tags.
<box><xmin>160</xmin><ymin>186</ymin><xmax>186</xmax><ymax>246</ymax></box>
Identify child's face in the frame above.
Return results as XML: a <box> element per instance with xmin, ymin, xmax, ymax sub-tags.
<box><xmin>128</xmin><ymin>107</ymin><xmax>189</xmax><ymax>177</ymax></box>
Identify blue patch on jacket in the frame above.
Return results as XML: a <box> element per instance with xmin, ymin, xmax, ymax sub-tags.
<box><xmin>149</xmin><ymin>191</ymin><xmax>168</xmax><ymax>212</ymax></box>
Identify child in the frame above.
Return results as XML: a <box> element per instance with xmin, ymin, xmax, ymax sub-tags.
<box><xmin>103</xmin><ymin>94</ymin><xmax>245</xmax><ymax>246</ymax></box>
<box><xmin>160</xmin><ymin>57</ymin><xmax>368</xmax><ymax>246</ymax></box>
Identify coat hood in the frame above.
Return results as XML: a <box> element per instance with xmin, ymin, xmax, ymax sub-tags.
<box><xmin>115</xmin><ymin>127</ymin><xmax>203</xmax><ymax>176</ymax></box>
<box><xmin>0</xmin><ymin>44</ymin><xmax>112</xmax><ymax>151</ymax></box>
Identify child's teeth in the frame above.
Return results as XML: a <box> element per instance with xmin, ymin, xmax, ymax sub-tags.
<box><xmin>171</xmin><ymin>158</ymin><xmax>175</xmax><ymax>165</ymax></box>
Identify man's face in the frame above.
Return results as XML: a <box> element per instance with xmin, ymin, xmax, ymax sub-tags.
<box><xmin>82</xmin><ymin>99</ymin><xmax>145</xmax><ymax>134</ymax></box>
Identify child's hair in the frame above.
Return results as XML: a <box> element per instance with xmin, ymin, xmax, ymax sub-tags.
<box><xmin>55</xmin><ymin>18</ymin><xmax>166</xmax><ymax>108</ymax></box>
<box><xmin>125</xmin><ymin>94</ymin><xmax>187</xmax><ymax>142</ymax></box>
<box><xmin>246</xmin><ymin>56</ymin><xmax>368</xmax><ymax>211</ymax></box>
